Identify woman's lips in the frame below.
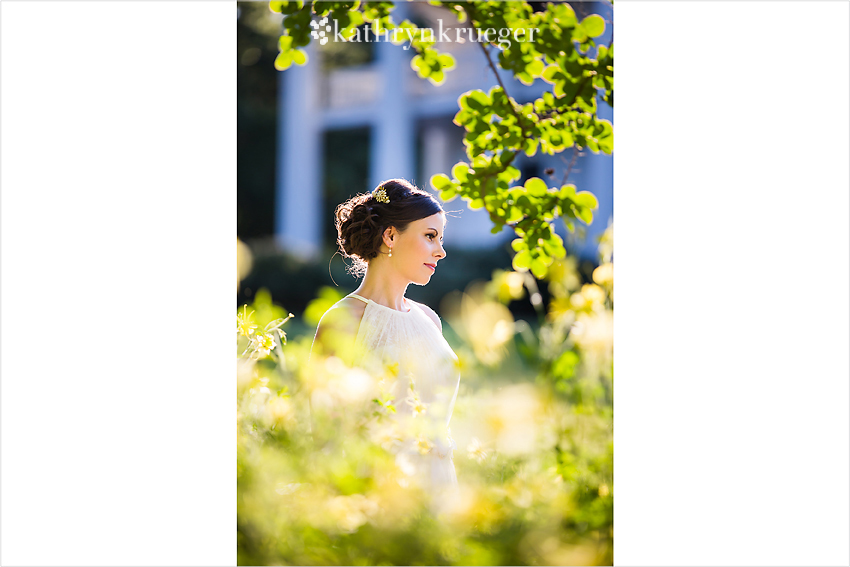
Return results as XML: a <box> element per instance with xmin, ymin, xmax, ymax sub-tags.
<box><xmin>424</xmin><ymin>263</ymin><xmax>436</xmax><ymax>272</ymax></box>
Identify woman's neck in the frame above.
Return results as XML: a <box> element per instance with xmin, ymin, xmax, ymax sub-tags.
<box><xmin>354</xmin><ymin>259</ymin><xmax>410</xmax><ymax>311</ymax></box>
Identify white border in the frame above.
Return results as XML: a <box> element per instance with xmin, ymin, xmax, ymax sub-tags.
<box><xmin>615</xmin><ymin>1</ymin><xmax>849</xmax><ymax>565</ymax></box>
<box><xmin>1</xmin><ymin>2</ymin><xmax>236</xmax><ymax>565</ymax></box>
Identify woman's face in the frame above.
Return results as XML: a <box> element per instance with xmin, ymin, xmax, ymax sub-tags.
<box><xmin>387</xmin><ymin>213</ymin><xmax>447</xmax><ymax>285</ymax></box>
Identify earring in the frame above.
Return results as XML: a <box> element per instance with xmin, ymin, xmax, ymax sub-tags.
<box><xmin>389</xmin><ymin>247</ymin><xmax>393</xmax><ymax>258</ymax></box>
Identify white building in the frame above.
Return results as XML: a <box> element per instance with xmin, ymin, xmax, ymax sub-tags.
<box><xmin>275</xmin><ymin>2</ymin><xmax>612</xmax><ymax>261</ymax></box>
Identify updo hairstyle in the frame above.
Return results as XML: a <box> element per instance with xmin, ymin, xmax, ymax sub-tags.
<box><xmin>335</xmin><ymin>179</ymin><xmax>443</xmax><ymax>277</ymax></box>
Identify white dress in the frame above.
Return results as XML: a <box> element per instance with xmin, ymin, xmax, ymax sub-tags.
<box><xmin>344</xmin><ymin>293</ymin><xmax>460</xmax><ymax>494</ymax></box>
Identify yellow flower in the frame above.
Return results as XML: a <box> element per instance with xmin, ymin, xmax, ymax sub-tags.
<box><xmin>580</xmin><ymin>283</ymin><xmax>606</xmax><ymax>306</ymax></box>
<box><xmin>466</xmin><ymin>437</ymin><xmax>488</xmax><ymax>463</ymax></box>
<box><xmin>251</xmin><ymin>332</ymin><xmax>276</xmax><ymax>358</ymax></box>
<box><xmin>592</xmin><ymin>262</ymin><xmax>613</xmax><ymax>286</ymax></box>
<box><xmin>405</xmin><ymin>393</ymin><xmax>427</xmax><ymax>418</ymax></box>
<box><xmin>416</xmin><ymin>435</ymin><xmax>433</xmax><ymax>455</ymax></box>
<box><xmin>237</xmin><ymin>305</ymin><xmax>257</xmax><ymax>337</ymax></box>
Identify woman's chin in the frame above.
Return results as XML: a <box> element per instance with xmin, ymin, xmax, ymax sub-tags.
<box><xmin>412</xmin><ymin>274</ymin><xmax>433</xmax><ymax>286</ymax></box>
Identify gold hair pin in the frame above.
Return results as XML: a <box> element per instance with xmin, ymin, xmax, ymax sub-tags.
<box><xmin>372</xmin><ymin>187</ymin><xmax>390</xmax><ymax>204</ymax></box>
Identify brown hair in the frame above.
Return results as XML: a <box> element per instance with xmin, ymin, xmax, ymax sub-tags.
<box><xmin>334</xmin><ymin>179</ymin><xmax>443</xmax><ymax>277</ymax></box>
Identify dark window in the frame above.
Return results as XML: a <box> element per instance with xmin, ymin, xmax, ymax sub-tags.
<box><xmin>322</xmin><ymin>127</ymin><xmax>372</xmax><ymax>247</ymax></box>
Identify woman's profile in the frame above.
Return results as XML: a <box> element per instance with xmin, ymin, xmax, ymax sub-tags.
<box><xmin>310</xmin><ymin>178</ymin><xmax>461</xmax><ymax>496</ymax></box>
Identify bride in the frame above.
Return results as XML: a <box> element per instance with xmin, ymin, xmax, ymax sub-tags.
<box><xmin>310</xmin><ymin>178</ymin><xmax>460</xmax><ymax>494</ymax></box>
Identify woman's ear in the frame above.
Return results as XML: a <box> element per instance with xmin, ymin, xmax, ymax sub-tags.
<box><xmin>382</xmin><ymin>226</ymin><xmax>395</xmax><ymax>249</ymax></box>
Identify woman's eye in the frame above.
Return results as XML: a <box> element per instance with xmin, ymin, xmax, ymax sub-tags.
<box><xmin>427</xmin><ymin>234</ymin><xmax>436</xmax><ymax>240</ymax></box>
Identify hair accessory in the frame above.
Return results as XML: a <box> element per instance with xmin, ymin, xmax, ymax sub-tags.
<box><xmin>372</xmin><ymin>187</ymin><xmax>390</xmax><ymax>204</ymax></box>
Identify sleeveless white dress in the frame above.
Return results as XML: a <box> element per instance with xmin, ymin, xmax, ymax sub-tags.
<box><xmin>344</xmin><ymin>293</ymin><xmax>460</xmax><ymax>494</ymax></box>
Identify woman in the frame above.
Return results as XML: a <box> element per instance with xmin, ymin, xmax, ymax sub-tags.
<box><xmin>311</xmin><ymin>178</ymin><xmax>460</xmax><ymax>495</ymax></box>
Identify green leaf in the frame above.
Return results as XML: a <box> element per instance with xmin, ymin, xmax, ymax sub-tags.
<box><xmin>452</xmin><ymin>162</ymin><xmax>470</xmax><ymax>182</ymax></box>
<box><xmin>575</xmin><ymin>206</ymin><xmax>593</xmax><ymax>224</ymax></box>
<box><xmin>431</xmin><ymin>173</ymin><xmax>452</xmax><ymax>191</ymax></box>
<box><xmin>274</xmin><ymin>51</ymin><xmax>293</xmax><ymax>71</ymax></box>
<box><xmin>525</xmin><ymin>177</ymin><xmax>548</xmax><ymax>197</ymax></box>
<box><xmin>468</xmin><ymin>90</ymin><xmax>491</xmax><ymax>108</ymax></box>
<box><xmin>440</xmin><ymin>187</ymin><xmax>457</xmax><ymax>201</ymax></box>
<box><xmin>291</xmin><ymin>49</ymin><xmax>307</xmax><ymax>65</ymax></box>
<box><xmin>437</xmin><ymin>53</ymin><xmax>456</xmax><ymax>70</ymax></box>
<box><xmin>541</xmin><ymin>65</ymin><xmax>560</xmax><ymax>84</ymax></box>
<box><xmin>573</xmin><ymin>191</ymin><xmax>598</xmax><ymax>209</ymax></box>
<box><xmin>530</xmin><ymin>257</ymin><xmax>548</xmax><ymax>279</ymax></box>
<box><xmin>581</xmin><ymin>14</ymin><xmax>606</xmax><ymax>38</ymax></box>
<box><xmin>513</xmin><ymin>249</ymin><xmax>532</xmax><ymax>270</ymax></box>
<box><xmin>507</xmin><ymin>206</ymin><xmax>524</xmax><ymax>223</ymax></box>
<box><xmin>527</xmin><ymin>58</ymin><xmax>544</xmax><ymax>78</ymax></box>
<box><xmin>278</xmin><ymin>35</ymin><xmax>294</xmax><ymax>51</ymax></box>
<box><xmin>511</xmin><ymin>238</ymin><xmax>525</xmax><ymax>252</ymax></box>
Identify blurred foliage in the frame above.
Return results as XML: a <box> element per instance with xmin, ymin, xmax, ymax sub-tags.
<box><xmin>237</xmin><ymin>223</ymin><xmax>614</xmax><ymax>566</ymax></box>
<box><xmin>271</xmin><ymin>0</ymin><xmax>613</xmax><ymax>278</ymax></box>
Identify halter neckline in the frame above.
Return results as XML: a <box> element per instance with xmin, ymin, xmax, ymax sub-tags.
<box><xmin>347</xmin><ymin>293</ymin><xmax>412</xmax><ymax>314</ymax></box>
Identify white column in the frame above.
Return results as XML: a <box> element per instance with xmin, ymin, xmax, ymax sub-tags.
<box><xmin>276</xmin><ymin>42</ymin><xmax>322</xmax><ymax>259</ymax></box>
<box><xmin>369</xmin><ymin>4</ymin><xmax>414</xmax><ymax>189</ymax></box>
<box><xmin>421</xmin><ymin>123</ymin><xmax>450</xmax><ymax>187</ymax></box>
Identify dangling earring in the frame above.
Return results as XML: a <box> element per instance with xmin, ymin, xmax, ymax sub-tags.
<box><xmin>388</xmin><ymin>246</ymin><xmax>393</xmax><ymax>258</ymax></box>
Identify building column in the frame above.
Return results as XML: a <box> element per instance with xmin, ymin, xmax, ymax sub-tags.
<box><xmin>276</xmin><ymin>42</ymin><xmax>322</xmax><ymax>259</ymax></box>
<box><xmin>369</xmin><ymin>4</ymin><xmax>414</xmax><ymax>190</ymax></box>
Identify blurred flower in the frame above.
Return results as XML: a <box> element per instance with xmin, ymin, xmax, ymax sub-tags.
<box><xmin>237</xmin><ymin>305</ymin><xmax>258</xmax><ymax>337</ymax></box>
<box><xmin>466</xmin><ymin>437</ymin><xmax>488</xmax><ymax>463</ymax></box>
<box><xmin>598</xmin><ymin>482</ymin><xmax>610</xmax><ymax>497</ymax></box>
<box><xmin>415</xmin><ymin>435</ymin><xmax>433</xmax><ymax>455</ymax></box>
<box><xmin>580</xmin><ymin>283</ymin><xmax>606</xmax><ymax>307</ymax></box>
<box><xmin>405</xmin><ymin>393</ymin><xmax>427</xmax><ymax>417</ymax></box>
<box><xmin>326</xmin><ymin>494</ymin><xmax>379</xmax><ymax>533</ymax></box>
<box><xmin>448</xmin><ymin>289</ymin><xmax>516</xmax><ymax>366</ymax></box>
<box><xmin>250</xmin><ymin>332</ymin><xmax>276</xmax><ymax>358</ymax></box>
<box><xmin>487</xmin><ymin>269</ymin><xmax>527</xmax><ymax>304</ymax></box>
<box><xmin>570</xmin><ymin>283</ymin><xmax>606</xmax><ymax>313</ymax></box>
<box><xmin>336</xmin><ymin>367</ymin><xmax>376</xmax><ymax>403</ymax></box>
<box><xmin>570</xmin><ymin>311</ymin><xmax>614</xmax><ymax>355</ymax></box>
<box><xmin>263</xmin><ymin>396</ymin><xmax>294</xmax><ymax>429</ymax></box>
<box><xmin>592</xmin><ymin>262</ymin><xmax>613</xmax><ymax>287</ymax></box>
<box><xmin>483</xmin><ymin>384</ymin><xmax>542</xmax><ymax>457</ymax></box>
<box><xmin>569</xmin><ymin>290</ymin><xmax>587</xmax><ymax>310</ymax></box>
<box><xmin>395</xmin><ymin>452</ymin><xmax>417</xmax><ymax>476</ymax></box>
<box><xmin>546</xmin><ymin>256</ymin><xmax>582</xmax><ymax>296</ymax></box>
<box><xmin>372</xmin><ymin>423</ymin><xmax>404</xmax><ymax>451</ymax></box>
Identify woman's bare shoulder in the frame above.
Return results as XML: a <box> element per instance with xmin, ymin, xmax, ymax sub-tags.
<box><xmin>408</xmin><ymin>299</ymin><xmax>442</xmax><ymax>332</ymax></box>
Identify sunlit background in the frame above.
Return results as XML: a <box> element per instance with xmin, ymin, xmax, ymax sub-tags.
<box><xmin>237</xmin><ymin>2</ymin><xmax>614</xmax><ymax>565</ymax></box>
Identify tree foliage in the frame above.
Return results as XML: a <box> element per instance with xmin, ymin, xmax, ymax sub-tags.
<box><xmin>271</xmin><ymin>0</ymin><xmax>613</xmax><ymax>278</ymax></box>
